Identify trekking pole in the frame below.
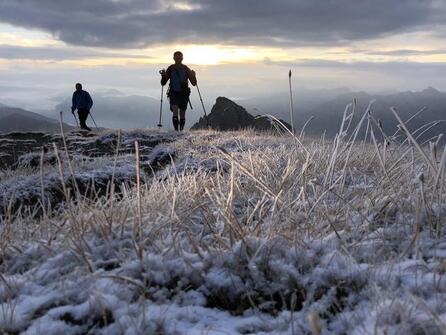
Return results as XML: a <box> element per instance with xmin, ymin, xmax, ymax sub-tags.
<box><xmin>158</xmin><ymin>85</ymin><xmax>164</xmax><ymax>128</ymax></box>
<box><xmin>89</xmin><ymin>110</ymin><xmax>99</xmax><ymax>129</ymax></box>
<box><xmin>288</xmin><ymin>69</ymin><xmax>295</xmax><ymax>135</ymax></box>
<box><xmin>196</xmin><ymin>84</ymin><xmax>209</xmax><ymax>127</ymax></box>
<box><xmin>70</xmin><ymin>110</ymin><xmax>79</xmax><ymax>128</ymax></box>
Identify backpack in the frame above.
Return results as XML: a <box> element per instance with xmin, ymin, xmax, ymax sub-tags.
<box><xmin>167</xmin><ymin>66</ymin><xmax>191</xmax><ymax>98</ymax></box>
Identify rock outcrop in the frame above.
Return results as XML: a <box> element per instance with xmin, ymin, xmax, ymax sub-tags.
<box><xmin>191</xmin><ymin>97</ymin><xmax>291</xmax><ymax>131</ymax></box>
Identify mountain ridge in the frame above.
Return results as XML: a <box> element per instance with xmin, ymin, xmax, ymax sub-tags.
<box><xmin>0</xmin><ymin>105</ymin><xmax>73</xmax><ymax>133</ymax></box>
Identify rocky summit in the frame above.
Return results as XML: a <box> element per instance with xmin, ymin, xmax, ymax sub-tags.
<box><xmin>191</xmin><ymin>97</ymin><xmax>292</xmax><ymax>131</ymax></box>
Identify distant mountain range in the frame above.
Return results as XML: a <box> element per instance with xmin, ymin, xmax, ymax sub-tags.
<box><xmin>241</xmin><ymin>87</ymin><xmax>446</xmax><ymax>141</ymax></box>
<box><xmin>2</xmin><ymin>87</ymin><xmax>445</xmax><ymax>140</ymax></box>
<box><xmin>296</xmin><ymin>87</ymin><xmax>446</xmax><ymax>141</ymax></box>
<box><xmin>0</xmin><ymin>105</ymin><xmax>73</xmax><ymax>133</ymax></box>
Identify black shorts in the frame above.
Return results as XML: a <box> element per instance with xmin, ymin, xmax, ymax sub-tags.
<box><xmin>169</xmin><ymin>91</ymin><xmax>189</xmax><ymax>110</ymax></box>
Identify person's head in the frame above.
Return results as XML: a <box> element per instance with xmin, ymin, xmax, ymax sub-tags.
<box><xmin>75</xmin><ymin>83</ymin><xmax>82</xmax><ymax>91</ymax></box>
<box><xmin>173</xmin><ymin>51</ymin><xmax>183</xmax><ymax>65</ymax></box>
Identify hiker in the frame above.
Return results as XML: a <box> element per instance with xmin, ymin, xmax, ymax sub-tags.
<box><xmin>71</xmin><ymin>83</ymin><xmax>93</xmax><ymax>131</ymax></box>
<box><xmin>160</xmin><ymin>51</ymin><xmax>197</xmax><ymax>131</ymax></box>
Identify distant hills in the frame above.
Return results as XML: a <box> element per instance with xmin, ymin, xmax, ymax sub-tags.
<box><xmin>0</xmin><ymin>105</ymin><xmax>73</xmax><ymax>133</ymax></box>
<box><xmin>294</xmin><ymin>87</ymin><xmax>446</xmax><ymax>141</ymax></box>
<box><xmin>2</xmin><ymin>87</ymin><xmax>445</xmax><ymax>140</ymax></box>
<box><xmin>241</xmin><ymin>87</ymin><xmax>446</xmax><ymax>141</ymax></box>
<box><xmin>50</xmin><ymin>87</ymin><xmax>446</xmax><ymax>140</ymax></box>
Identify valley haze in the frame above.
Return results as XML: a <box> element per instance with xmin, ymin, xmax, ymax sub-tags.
<box><xmin>1</xmin><ymin>87</ymin><xmax>445</xmax><ymax>143</ymax></box>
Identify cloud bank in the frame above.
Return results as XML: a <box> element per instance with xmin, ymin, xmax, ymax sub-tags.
<box><xmin>0</xmin><ymin>0</ymin><xmax>442</xmax><ymax>48</ymax></box>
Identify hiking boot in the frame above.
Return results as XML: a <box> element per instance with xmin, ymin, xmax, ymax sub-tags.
<box><xmin>172</xmin><ymin>116</ymin><xmax>179</xmax><ymax>131</ymax></box>
<box><xmin>179</xmin><ymin>118</ymin><xmax>185</xmax><ymax>131</ymax></box>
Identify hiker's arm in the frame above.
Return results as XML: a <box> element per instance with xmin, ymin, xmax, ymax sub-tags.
<box><xmin>187</xmin><ymin>67</ymin><xmax>197</xmax><ymax>86</ymax></box>
<box><xmin>160</xmin><ymin>67</ymin><xmax>171</xmax><ymax>86</ymax></box>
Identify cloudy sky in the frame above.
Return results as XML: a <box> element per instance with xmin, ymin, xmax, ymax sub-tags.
<box><xmin>1</xmin><ymin>0</ymin><xmax>446</xmax><ymax>110</ymax></box>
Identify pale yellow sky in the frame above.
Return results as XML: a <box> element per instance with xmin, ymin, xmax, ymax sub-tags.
<box><xmin>1</xmin><ymin>14</ymin><xmax>446</xmax><ymax>112</ymax></box>
<box><xmin>1</xmin><ymin>23</ymin><xmax>446</xmax><ymax>67</ymax></box>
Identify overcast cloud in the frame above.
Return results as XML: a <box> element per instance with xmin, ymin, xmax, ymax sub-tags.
<box><xmin>0</xmin><ymin>45</ymin><xmax>149</xmax><ymax>60</ymax></box>
<box><xmin>0</xmin><ymin>0</ymin><xmax>443</xmax><ymax>48</ymax></box>
<box><xmin>1</xmin><ymin>0</ymin><xmax>445</xmax><ymax>115</ymax></box>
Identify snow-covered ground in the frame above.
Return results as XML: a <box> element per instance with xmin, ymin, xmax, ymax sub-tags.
<box><xmin>1</xmin><ymin>127</ymin><xmax>446</xmax><ymax>334</ymax></box>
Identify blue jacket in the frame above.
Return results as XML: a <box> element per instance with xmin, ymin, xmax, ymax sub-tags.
<box><xmin>72</xmin><ymin>90</ymin><xmax>93</xmax><ymax>111</ymax></box>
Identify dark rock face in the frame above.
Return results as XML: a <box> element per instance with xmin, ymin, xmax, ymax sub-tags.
<box><xmin>191</xmin><ymin>97</ymin><xmax>291</xmax><ymax>131</ymax></box>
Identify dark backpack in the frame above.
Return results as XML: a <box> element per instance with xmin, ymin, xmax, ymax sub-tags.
<box><xmin>168</xmin><ymin>66</ymin><xmax>191</xmax><ymax>97</ymax></box>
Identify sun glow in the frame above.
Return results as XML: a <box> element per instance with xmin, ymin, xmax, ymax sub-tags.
<box><xmin>182</xmin><ymin>45</ymin><xmax>263</xmax><ymax>65</ymax></box>
<box><xmin>171</xmin><ymin>2</ymin><xmax>201</xmax><ymax>11</ymax></box>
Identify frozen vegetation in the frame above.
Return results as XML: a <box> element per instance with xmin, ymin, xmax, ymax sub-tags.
<box><xmin>1</xmin><ymin>107</ymin><xmax>446</xmax><ymax>334</ymax></box>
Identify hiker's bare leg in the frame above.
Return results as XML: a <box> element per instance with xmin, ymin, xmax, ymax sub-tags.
<box><xmin>179</xmin><ymin>109</ymin><xmax>186</xmax><ymax>131</ymax></box>
<box><xmin>171</xmin><ymin>105</ymin><xmax>179</xmax><ymax>131</ymax></box>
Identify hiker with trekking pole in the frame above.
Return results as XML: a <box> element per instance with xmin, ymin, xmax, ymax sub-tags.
<box><xmin>71</xmin><ymin>83</ymin><xmax>95</xmax><ymax>131</ymax></box>
<box><xmin>159</xmin><ymin>51</ymin><xmax>197</xmax><ymax>131</ymax></box>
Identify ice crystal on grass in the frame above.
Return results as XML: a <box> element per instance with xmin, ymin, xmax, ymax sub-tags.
<box><xmin>1</xmin><ymin>126</ymin><xmax>446</xmax><ymax>334</ymax></box>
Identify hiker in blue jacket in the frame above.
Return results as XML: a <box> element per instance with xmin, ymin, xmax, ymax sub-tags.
<box><xmin>160</xmin><ymin>51</ymin><xmax>197</xmax><ymax>131</ymax></box>
<box><xmin>71</xmin><ymin>83</ymin><xmax>93</xmax><ymax>131</ymax></box>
